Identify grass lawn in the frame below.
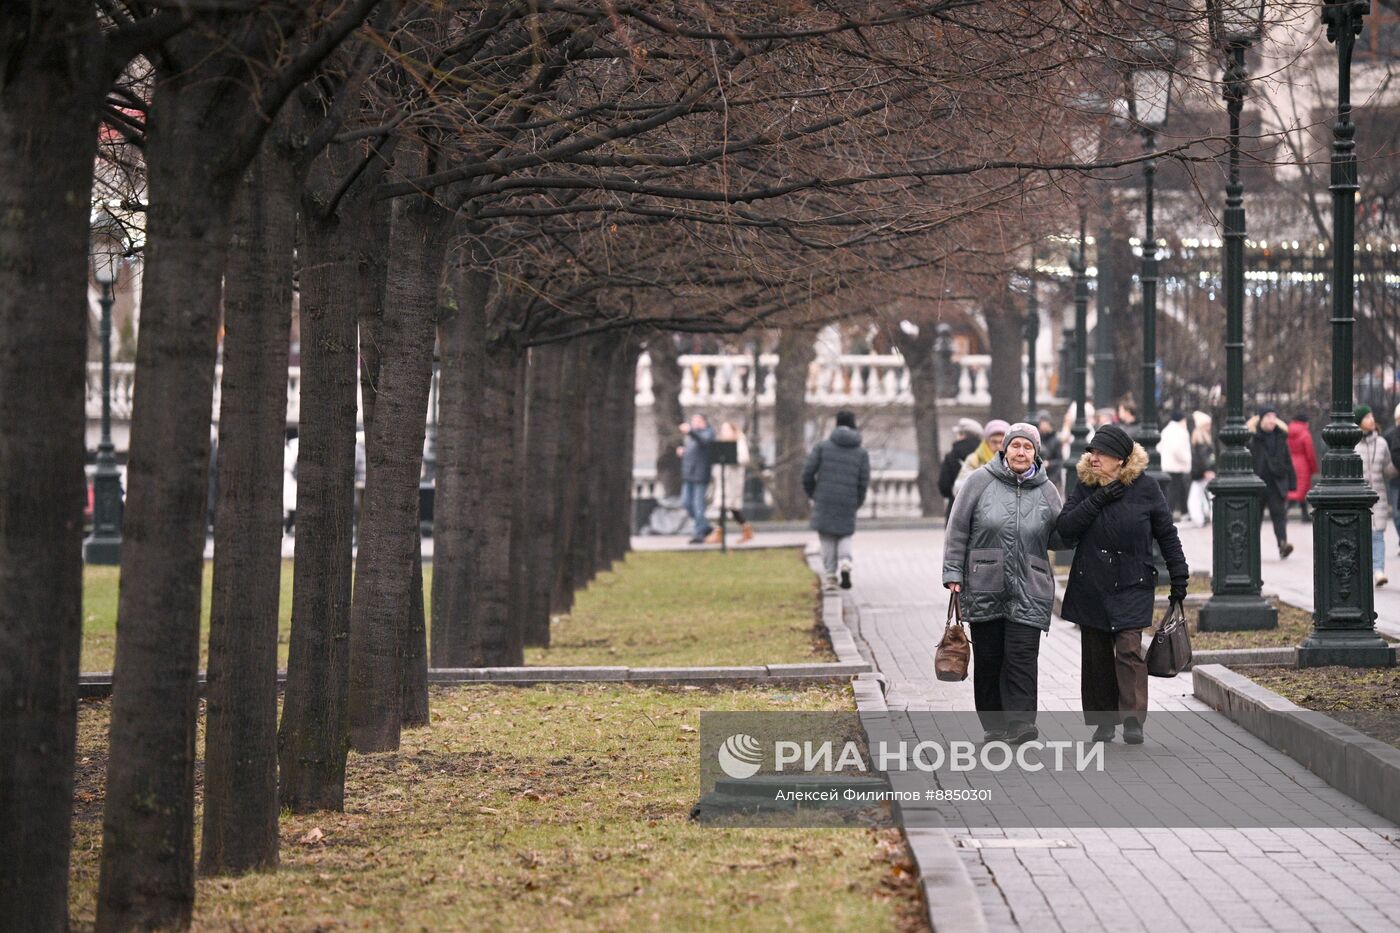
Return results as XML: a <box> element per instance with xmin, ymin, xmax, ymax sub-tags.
<box><xmin>1246</xmin><ymin>666</ymin><xmax>1400</xmax><ymax>750</ymax></box>
<box><xmin>68</xmin><ymin>683</ymin><xmax>926</xmax><ymax>932</ymax></box>
<box><xmin>528</xmin><ymin>549</ymin><xmax>831</xmax><ymax>667</ymax></box>
<box><xmin>81</xmin><ymin>547</ymin><xmax>828</xmax><ymax>672</ymax></box>
<box><xmin>1185</xmin><ymin>600</ymin><xmax>1316</xmax><ymax>650</ymax></box>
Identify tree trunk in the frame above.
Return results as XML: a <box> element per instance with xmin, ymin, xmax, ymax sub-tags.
<box><xmin>402</xmin><ymin>526</ymin><xmax>429</xmax><ymax>727</ymax></box>
<box><xmin>430</xmin><ymin>256</ymin><xmax>486</xmax><ymax>667</ymax></box>
<box><xmin>97</xmin><ymin>70</ymin><xmax>241</xmax><ymax>933</ymax></box>
<box><xmin>772</xmin><ymin>327</ymin><xmax>817</xmax><ymax>519</ymax></box>
<box><xmin>468</xmin><ymin>329</ymin><xmax>524</xmax><ymax>664</ymax></box>
<box><xmin>0</xmin><ymin>4</ymin><xmax>100</xmax><ymax>925</ymax></box>
<box><xmin>200</xmin><ymin>140</ymin><xmax>294</xmax><ymax>876</ymax></box>
<box><xmin>521</xmin><ymin>343</ymin><xmax>568</xmax><ymax>646</ymax></box>
<box><xmin>507</xmin><ymin>339</ymin><xmax>532</xmax><ymax>648</ymax></box>
<box><xmin>551</xmin><ymin>340</ymin><xmax>590</xmax><ymax>613</ymax></box>
<box><xmin>276</xmin><ymin>194</ymin><xmax>372</xmax><ymax>812</ymax></box>
<box><xmin>890</xmin><ymin>329</ymin><xmax>942</xmax><ymax>517</ymax></box>
<box><xmin>648</xmin><ymin>333</ymin><xmax>684</xmax><ymax>498</ymax></box>
<box><xmin>984</xmin><ymin>281</ymin><xmax>1025</xmax><ymax>422</ymax></box>
<box><xmin>613</xmin><ymin>339</ymin><xmax>643</xmax><ymax>560</ymax></box>
<box><xmin>348</xmin><ymin>193</ymin><xmax>451</xmax><ymax>753</ymax></box>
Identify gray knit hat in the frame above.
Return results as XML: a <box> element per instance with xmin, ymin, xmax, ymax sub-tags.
<box><xmin>1001</xmin><ymin>422</ymin><xmax>1041</xmax><ymax>459</ymax></box>
<box><xmin>954</xmin><ymin>417</ymin><xmax>983</xmax><ymax>437</ymax></box>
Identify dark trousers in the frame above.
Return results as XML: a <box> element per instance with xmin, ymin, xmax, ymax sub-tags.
<box><xmin>969</xmin><ymin>618</ymin><xmax>1041</xmax><ymax>732</ymax></box>
<box><xmin>1080</xmin><ymin>626</ymin><xmax>1148</xmax><ymax>725</ymax></box>
<box><xmin>1261</xmin><ymin>486</ymin><xmax>1289</xmax><ymax>547</ymax></box>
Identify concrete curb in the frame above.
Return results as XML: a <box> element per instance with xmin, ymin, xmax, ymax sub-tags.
<box><xmin>77</xmin><ymin>660</ymin><xmax>873</xmax><ymax>698</ymax></box>
<box><xmin>818</xmin><ymin>558</ymin><xmax>989</xmax><ymax>933</ymax></box>
<box><xmin>1192</xmin><ymin>664</ymin><xmax>1400</xmax><ymax>828</ymax></box>
<box><xmin>1191</xmin><ymin>646</ymin><xmax>1296</xmax><ymax>667</ymax></box>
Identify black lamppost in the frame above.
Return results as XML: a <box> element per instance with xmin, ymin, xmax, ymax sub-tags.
<box><xmin>743</xmin><ymin>336</ymin><xmax>771</xmax><ymax>520</ymax></box>
<box><xmin>1200</xmin><ymin>0</ymin><xmax>1278</xmax><ymax>631</ymax></box>
<box><xmin>1301</xmin><ymin>0</ymin><xmax>1393</xmax><ymax>667</ymax></box>
<box><xmin>85</xmin><ymin>222</ymin><xmax>124</xmax><ymax>565</ymax></box>
<box><xmin>1024</xmin><ymin>243</ymin><xmax>1041</xmax><ymax>424</ymax></box>
<box><xmin>1065</xmin><ymin>93</ymin><xmax>1107</xmax><ymax>501</ymax></box>
<box><xmin>1125</xmin><ymin>38</ymin><xmax>1177</xmax><ymax>486</ymax></box>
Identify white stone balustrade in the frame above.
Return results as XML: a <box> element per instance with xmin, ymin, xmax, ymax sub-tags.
<box><xmin>631</xmin><ymin>467</ymin><xmax>925</xmax><ymax>519</ymax></box>
<box><xmin>632</xmin><ymin>352</ymin><xmax>1057</xmax><ymax>409</ymax></box>
<box><xmin>87</xmin><ymin>350</ymin><xmax>1058</xmax><ymax>430</ymax></box>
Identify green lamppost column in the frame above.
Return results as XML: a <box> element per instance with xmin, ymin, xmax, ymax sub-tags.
<box><xmin>1301</xmin><ymin>0</ymin><xmax>1393</xmax><ymax>667</ymax></box>
<box><xmin>1200</xmin><ymin>0</ymin><xmax>1277</xmax><ymax>631</ymax></box>
<box><xmin>1126</xmin><ymin>39</ymin><xmax>1177</xmax><ymax>578</ymax></box>
<box><xmin>1068</xmin><ymin>208</ymin><xmax>1092</xmax><ymax>496</ymax></box>
<box><xmin>1024</xmin><ymin>243</ymin><xmax>1040</xmax><ymax>424</ymax></box>
<box><xmin>85</xmin><ymin>223</ymin><xmax>124</xmax><ymax>565</ymax></box>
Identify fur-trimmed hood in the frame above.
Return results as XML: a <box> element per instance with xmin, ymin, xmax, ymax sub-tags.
<box><xmin>1075</xmin><ymin>443</ymin><xmax>1149</xmax><ymax>488</ymax></box>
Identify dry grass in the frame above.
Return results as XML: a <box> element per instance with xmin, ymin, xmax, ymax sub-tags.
<box><xmin>68</xmin><ymin>683</ymin><xmax>927</xmax><ymax>932</ymax></box>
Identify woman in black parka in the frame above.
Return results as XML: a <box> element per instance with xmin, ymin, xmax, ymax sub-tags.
<box><xmin>1055</xmin><ymin>424</ymin><xmax>1189</xmax><ymax>745</ymax></box>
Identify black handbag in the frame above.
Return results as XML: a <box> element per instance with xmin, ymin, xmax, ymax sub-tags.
<box><xmin>1146</xmin><ymin>599</ymin><xmax>1192</xmax><ymax>677</ymax></box>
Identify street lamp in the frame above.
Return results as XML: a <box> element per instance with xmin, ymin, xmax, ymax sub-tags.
<box><xmin>743</xmin><ymin>335</ymin><xmax>772</xmax><ymax>521</ymax></box>
<box><xmin>1065</xmin><ymin>91</ymin><xmax>1108</xmax><ymax>500</ymax></box>
<box><xmin>1199</xmin><ymin>0</ymin><xmax>1278</xmax><ymax>631</ymax></box>
<box><xmin>1301</xmin><ymin>0</ymin><xmax>1392</xmax><ymax>667</ymax></box>
<box><xmin>85</xmin><ymin>218</ymin><xmax>125</xmax><ymax>565</ymax></box>
<box><xmin>1024</xmin><ymin>243</ymin><xmax>1041</xmax><ymax>424</ymax></box>
<box><xmin>1125</xmin><ymin>35</ymin><xmax>1178</xmax><ymax>486</ymax></box>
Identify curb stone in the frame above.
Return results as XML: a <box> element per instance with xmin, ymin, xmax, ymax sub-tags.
<box><xmin>1193</xmin><ymin>663</ymin><xmax>1400</xmax><ymax>828</ymax></box>
<box><xmin>816</xmin><ymin>558</ymin><xmax>989</xmax><ymax>933</ymax></box>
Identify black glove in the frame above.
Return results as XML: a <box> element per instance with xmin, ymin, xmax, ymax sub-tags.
<box><xmin>1169</xmin><ymin>584</ymin><xmax>1188</xmax><ymax>604</ymax></box>
<box><xmin>1091</xmin><ymin>481</ymin><xmax>1127</xmax><ymax>507</ymax></box>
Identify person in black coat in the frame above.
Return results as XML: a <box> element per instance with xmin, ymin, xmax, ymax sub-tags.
<box><xmin>1055</xmin><ymin>424</ymin><xmax>1189</xmax><ymax>746</ymax></box>
<box><xmin>802</xmin><ymin>410</ymin><xmax>872</xmax><ymax>589</ymax></box>
<box><xmin>937</xmin><ymin>418</ymin><xmax>982</xmax><ymax>515</ymax></box>
<box><xmin>1248</xmin><ymin>407</ymin><xmax>1296</xmax><ymax>559</ymax></box>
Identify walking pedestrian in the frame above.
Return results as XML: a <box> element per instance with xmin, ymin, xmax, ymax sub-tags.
<box><xmin>283</xmin><ymin>427</ymin><xmax>299</xmax><ymax>535</ymax></box>
<box><xmin>1286</xmin><ymin>412</ymin><xmax>1318</xmax><ymax>523</ymax></box>
<box><xmin>1115</xmin><ymin>398</ymin><xmax>1139</xmax><ymax>436</ymax></box>
<box><xmin>677</xmin><ymin>413</ymin><xmax>716</xmax><ymax>544</ymax></box>
<box><xmin>938</xmin><ymin>418</ymin><xmax>982</xmax><ymax>515</ymax></box>
<box><xmin>1036</xmin><ymin>410</ymin><xmax>1064</xmax><ymax>491</ymax></box>
<box><xmin>1383</xmin><ymin>403</ymin><xmax>1400</xmax><ymax>553</ymax></box>
<box><xmin>1356</xmin><ymin>405</ymin><xmax>1396</xmax><ymax>587</ymax></box>
<box><xmin>802</xmin><ymin>410</ymin><xmax>871</xmax><ymax>590</ymax></box>
<box><xmin>1055</xmin><ymin>424</ymin><xmax>1189</xmax><ymax>745</ymax></box>
<box><xmin>953</xmin><ymin>418</ymin><xmax>1009</xmax><ymax>496</ymax></box>
<box><xmin>941</xmin><ymin>423</ymin><xmax>1064</xmax><ymax>744</ymax></box>
<box><xmin>706</xmin><ymin>421</ymin><xmax>753</xmax><ymax>545</ymax></box>
<box><xmin>1188</xmin><ymin>412</ymin><xmax>1215</xmax><ymax>528</ymax></box>
<box><xmin>1248</xmin><ymin>407</ymin><xmax>1296</xmax><ymax>558</ymax></box>
<box><xmin>1158</xmin><ymin>410</ymin><xmax>1192</xmax><ymax>518</ymax></box>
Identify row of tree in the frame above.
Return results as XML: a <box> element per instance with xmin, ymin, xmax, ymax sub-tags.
<box><xmin>1</xmin><ymin>1</ymin><xmax>1277</xmax><ymax>930</ymax></box>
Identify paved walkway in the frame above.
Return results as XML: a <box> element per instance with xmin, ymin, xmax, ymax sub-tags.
<box><xmin>840</xmin><ymin>528</ymin><xmax>1400</xmax><ymax>933</ymax></box>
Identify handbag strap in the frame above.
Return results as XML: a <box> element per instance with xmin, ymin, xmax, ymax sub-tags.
<box><xmin>946</xmin><ymin>592</ymin><xmax>964</xmax><ymax>628</ymax></box>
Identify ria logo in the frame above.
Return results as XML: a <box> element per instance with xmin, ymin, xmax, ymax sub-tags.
<box><xmin>717</xmin><ymin>733</ymin><xmax>763</xmax><ymax>779</ymax></box>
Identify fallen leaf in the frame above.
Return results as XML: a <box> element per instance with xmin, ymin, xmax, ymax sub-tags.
<box><xmin>299</xmin><ymin>827</ymin><xmax>325</xmax><ymax>845</ymax></box>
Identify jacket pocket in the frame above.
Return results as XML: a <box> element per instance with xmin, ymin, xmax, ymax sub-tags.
<box><xmin>1027</xmin><ymin>555</ymin><xmax>1055</xmax><ymax>602</ymax></box>
<box><xmin>1114</xmin><ymin>554</ymin><xmax>1156</xmax><ymax>591</ymax></box>
<box><xmin>967</xmin><ymin>548</ymin><xmax>1005</xmax><ymax>593</ymax></box>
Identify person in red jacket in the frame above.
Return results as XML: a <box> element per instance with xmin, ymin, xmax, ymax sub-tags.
<box><xmin>1286</xmin><ymin>413</ymin><xmax>1318</xmax><ymax>522</ymax></box>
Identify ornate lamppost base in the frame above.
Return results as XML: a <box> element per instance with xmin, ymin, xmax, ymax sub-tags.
<box><xmin>1198</xmin><ymin>595</ymin><xmax>1277</xmax><ymax>632</ymax></box>
<box><xmin>83</xmin><ymin>535</ymin><xmax>122</xmax><ymax>565</ymax></box>
<box><xmin>1199</xmin><ymin>471</ymin><xmax>1276</xmax><ymax>631</ymax></box>
<box><xmin>1299</xmin><ymin>485</ymin><xmax>1394</xmax><ymax>668</ymax></box>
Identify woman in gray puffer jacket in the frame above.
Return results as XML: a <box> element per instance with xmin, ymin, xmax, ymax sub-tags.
<box><xmin>802</xmin><ymin>410</ymin><xmax>871</xmax><ymax>589</ymax></box>
<box><xmin>942</xmin><ymin>422</ymin><xmax>1063</xmax><ymax>744</ymax></box>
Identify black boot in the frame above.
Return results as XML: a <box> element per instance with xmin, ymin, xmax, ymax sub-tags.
<box><xmin>1123</xmin><ymin>717</ymin><xmax>1144</xmax><ymax>745</ymax></box>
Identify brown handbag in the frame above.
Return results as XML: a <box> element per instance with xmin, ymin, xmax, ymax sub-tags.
<box><xmin>1146</xmin><ymin>599</ymin><xmax>1193</xmax><ymax>677</ymax></box>
<box><xmin>935</xmin><ymin>594</ymin><xmax>971</xmax><ymax>682</ymax></box>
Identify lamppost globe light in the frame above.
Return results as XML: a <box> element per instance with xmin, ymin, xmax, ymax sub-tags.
<box><xmin>1129</xmin><ymin>68</ymin><xmax>1174</xmax><ymax>129</ymax></box>
<box><xmin>93</xmin><ymin>247</ymin><xmax>119</xmax><ymax>285</ymax></box>
<box><xmin>1068</xmin><ymin>90</ymin><xmax>1108</xmax><ymax>164</ymax></box>
<box><xmin>1207</xmin><ymin>0</ymin><xmax>1267</xmax><ymax>46</ymax></box>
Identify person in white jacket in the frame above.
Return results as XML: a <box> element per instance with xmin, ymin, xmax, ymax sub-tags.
<box><xmin>1158</xmin><ymin>411</ymin><xmax>1193</xmax><ymax>518</ymax></box>
<box><xmin>706</xmin><ymin>421</ymin><xmax>753</xmax><ymax>544</ymax></box>
<box><xmin>1356</xmin><ymin>405</ymin><xmax>1397</xmax><ymax>586</ymax></box>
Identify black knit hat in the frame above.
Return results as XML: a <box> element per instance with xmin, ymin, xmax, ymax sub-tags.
<box><xmin>1086</xmin><ymin>423</ymin><xmax>1134</xmax><ymax>462</ymax></box>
